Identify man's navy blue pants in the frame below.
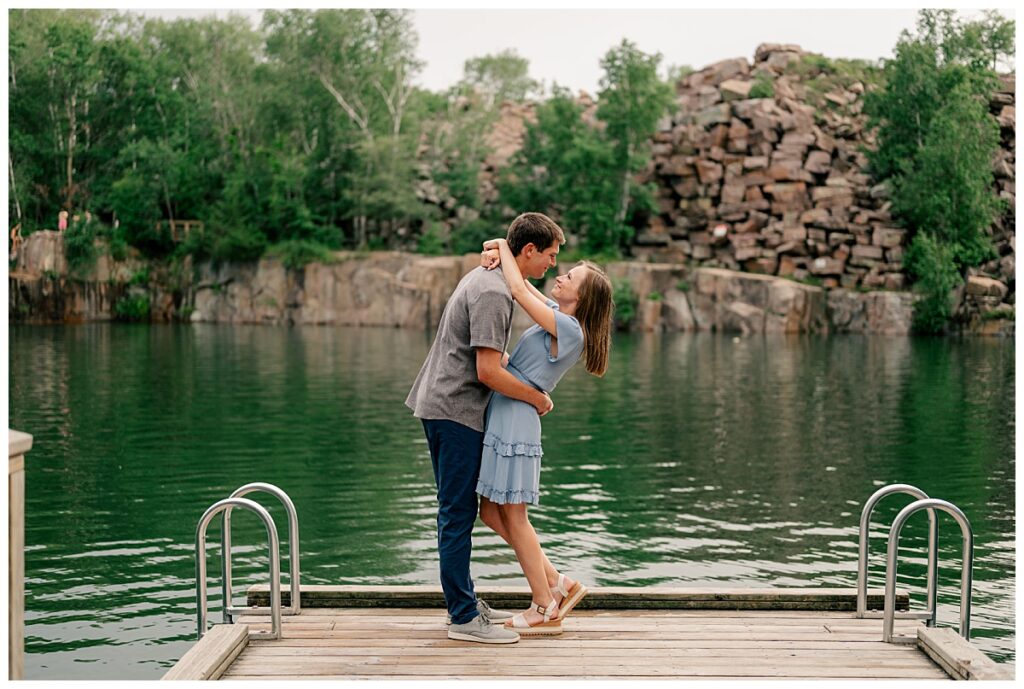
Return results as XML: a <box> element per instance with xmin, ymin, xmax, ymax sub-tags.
<box><xmin>421</xmin><ymin>419</ymin><xmax>482</xmax><ymax>625</ymax></box>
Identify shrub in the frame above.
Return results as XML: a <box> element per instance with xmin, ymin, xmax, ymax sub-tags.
<box><xmin>210</xmin><ymin>225</ymin><xmax>268</xmax><ymax>263</ymax></box>
<box><xmin>450</xmin><ymin>218</ymin><xmax>498</xmax><ymax>256</ymax></box>
<box><xmin>63</xmin><ymin>220</ymin><xmax>97</xmax><ymax>273</ymax></box>
<box><xmin>109</xmin><ymin>233</ymin><xmax>128</xmax><ymax>261</ymax></box>
<box><xmin>114</xmin><ymin>295</ymin><xmax>151</xmax><ymax>321</ymax></box>
<box><xmin>266</xmin><ymin>239</ymin><xmax>334</xmax><ymax>270</ymax></box>
<box><xmin>416</xmin><ymin>222</ymin><xmax>446</xmax><ymax>256</ymax></box>
<box><xmin>981</xmin><ymin>307</ymin><xmax>1014</xmax><ymax>321</ymax></box>
<box><xmin>612</xmin><ymin>277</ymin><xmax>637</xmax><ymax>330</ymax></box>
<box><xmin>647</xmin><ymin>291</ymin><xmax>663</xmax><ymax>301</ymax></box>
<box><xmin>749</xmin><ymin>75</ymin><xmax>775</xmax><ymax>99</ymax></box>
<box><xmin>904</xmin><ymin>233</ymin><xmax>961</xmax><ymax>334</ymax></box>
<box><xmin>129</xmin><ymin>268</ymin><xmax>150</xmax><ymax>286</ymax></box>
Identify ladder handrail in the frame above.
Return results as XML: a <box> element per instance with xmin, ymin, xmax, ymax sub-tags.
<box><xmin>857</xmin><ymin>484</ymin><xmax>938</xmax><ymax>625</ymax></box>
<box><xmin>883</xmin><ymin>498</ymin><xmax>974</xmax><ymax>643</ymax></box>
<box><xmin>221</xmin><ymin>483</ymin><xmax>301</xmax><ymax>619</ymax></box>
<box><xmin>196</xmin><ymin>497</ymin><xmax>281</xmax><ymax>640</ymax></box>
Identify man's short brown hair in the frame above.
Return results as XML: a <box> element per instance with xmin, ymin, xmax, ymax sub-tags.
<box><xmin>506</xmin><ymin>212</ymin><xmax>565</xmax><ymax>256</ymax></box>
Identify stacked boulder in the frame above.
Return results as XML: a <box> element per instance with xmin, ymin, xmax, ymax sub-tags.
<box><xmin>638</xmin><ymin>43</ymin><xmax>907</xmax><ymax>291</ymax></box>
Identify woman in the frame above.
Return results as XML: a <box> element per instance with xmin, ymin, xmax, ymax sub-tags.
<box><xmin>476</xmin><ymin>237</ymin><xmax>614</xmax><ymax>636</ymax></box>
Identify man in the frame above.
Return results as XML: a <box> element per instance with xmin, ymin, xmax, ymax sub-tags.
<box><xmin>406</xmin><ymin>212</ymin><xmax>565</xmax><ymax>643</ymax></box>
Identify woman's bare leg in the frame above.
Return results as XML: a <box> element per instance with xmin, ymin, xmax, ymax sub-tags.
<box><xmin>479</xmin><ymin>497</ymin><xmax>565</xmax><ymax>588</ymax></box>
<box><xmin>499</xmin><ymin>502</ymin><xmax>573</xmax><ymax>624</ymax></box>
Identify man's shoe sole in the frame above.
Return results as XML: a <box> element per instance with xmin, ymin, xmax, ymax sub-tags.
<box><xmin>447</xmin><ymin>631</ymin><xmax>520</xmax><ymax>644</ymax></box>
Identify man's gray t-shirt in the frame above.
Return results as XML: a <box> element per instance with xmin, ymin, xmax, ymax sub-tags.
<box><xmin>405</xmin><ymin>266</ymin><xmax>513</xmax><ymax>432</ymax></box>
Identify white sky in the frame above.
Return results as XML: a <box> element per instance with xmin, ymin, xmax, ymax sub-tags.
<box><xmin>132</xmin><ymin>6</ymin><xmax>1012</xmax><ymax>95</ymax></box>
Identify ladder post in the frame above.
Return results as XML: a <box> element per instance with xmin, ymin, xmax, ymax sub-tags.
<box><xmin>857</xmin><ymin>484</ymin><xmax>938</xmax><ymax>625</ymax></box>
<box><xmin>221</xmin><ymin>483</ymin><xmax>301</xmax><ymax>620</ymax></box>
<box><xmin>883</xmin><ymin>498</ymin><xmax>974</xmax><ymax>643</ymax></box>
<box><xmin>196</xmin><ymin>497</ymin><xmax>281</xmax><ymax>640</ymax></box>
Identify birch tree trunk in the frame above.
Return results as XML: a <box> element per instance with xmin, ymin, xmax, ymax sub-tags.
<box><xmin>9</xmin><ymin>154</ymin><xmax>22</xmax><ymax>222</ymax></box>
<box><xmin>65</xmin><ymin>92</ymin><xmax>77</xmax><ymax>209</ymax></box>
<box><xmin>615</xmin><ymin>142</ymin><xmax>634</xmax><ymax>226</ymax></box>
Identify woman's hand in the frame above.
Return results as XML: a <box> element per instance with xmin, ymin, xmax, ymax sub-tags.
<box><xmin>482</xmin><ymin>238</ymin><xmax>505</xmax><ymax>251</ymax></box>
<box><xmin>480</xmin><ymin>248</ymin><xmax>500</xmax><ymax>269</ymax></box>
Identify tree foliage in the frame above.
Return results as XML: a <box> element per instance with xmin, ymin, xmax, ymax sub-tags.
<box><xmin>864</xmin><ymin>9</ymin><xmax>1011</xmax><ymax>331</ymax></box>
<box><xmin>499</xmin><ymin>40</ymin><xmax>672</xmax><ymax>256</ymax></box>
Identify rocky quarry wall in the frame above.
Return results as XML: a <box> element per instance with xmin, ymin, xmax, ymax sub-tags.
<box><xmin>9</xmin><ymin>231</ymin><xmax>953</xmax><ymax>336</ymax></box>
<box><xmin>633</xmin><ymin>44</ymin><xmax>1015</xmax><ymax>327</ymax></box>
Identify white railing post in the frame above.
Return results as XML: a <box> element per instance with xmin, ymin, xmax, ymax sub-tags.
<box><xmin>8</xmin><ymin>429</ymin><xmax>33</xmax><ymax>680</ymax></box>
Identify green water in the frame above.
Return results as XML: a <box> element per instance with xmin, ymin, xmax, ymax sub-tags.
<box><xmin>7</xmin><ymin>324</ymin><xmax>1015</xmax><ymax>679</ymax></box>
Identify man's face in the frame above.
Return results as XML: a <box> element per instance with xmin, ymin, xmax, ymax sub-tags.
<box><xmin>523</xmin><ymin>242</ymin><xmax>559</xmax><ymax>280</ymax></box>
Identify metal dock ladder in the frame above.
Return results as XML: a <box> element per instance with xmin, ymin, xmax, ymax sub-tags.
<box><xmin>856</xmin><ymin>484</ymin><xmax>974</xmax><ymax>643</ymax></box>
<box><xmin>195</xmin><ymin>482</ymin><xmax>301</xmax><ymax>640</ymax></box>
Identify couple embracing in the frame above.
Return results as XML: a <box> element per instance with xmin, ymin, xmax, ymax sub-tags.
<box><xmin>405</xmin><ymin>212</ymin><xmax>615</xmax><ymax>643</ymax></box>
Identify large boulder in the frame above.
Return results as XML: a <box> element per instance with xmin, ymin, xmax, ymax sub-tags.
<box><xmin>190</xmin><ymin>252</ymin><xmax>467</xmax><ymax>328</ymax></box>
<box><xmin>14</xmin><ymin>230</ymin><xmax>67</xmax><ymax>277</ymax></box>
<box><xmin>689</xmin><ymin>267</ymin><xmax>826</xmax><ymax>333</ymax></box>
<box><xmin>966</xmin><ymin>275</ymin><xmax>1009</xmax><ymax>299</ymax></box>
<box><xmin>827</xmin><ymin>289</ymin><xmax>917</xmax><ymax>335</ymax></box>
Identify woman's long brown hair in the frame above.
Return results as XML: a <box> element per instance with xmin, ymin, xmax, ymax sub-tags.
<box><xmin>573</xmin><ymin>261</ymin><xmax>614</xmax><ymax>377</ymax></box>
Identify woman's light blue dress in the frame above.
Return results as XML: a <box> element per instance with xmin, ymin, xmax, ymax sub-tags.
<box><xmin>476</xmin><ymin>300</ymin><xmax>585</xmax><ymax>505</ymax></box>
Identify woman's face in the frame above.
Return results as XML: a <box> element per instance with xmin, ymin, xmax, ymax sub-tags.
<box><xmin>551</xmin><ymin>265</ymin><xmax>589</xmax><ymax>304</ymax></box>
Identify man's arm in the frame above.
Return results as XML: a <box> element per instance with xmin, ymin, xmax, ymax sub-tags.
<box><xmin>477</xmin><ymin>348</ymin><xmax>552</xmax><ymax>416</ymax></box>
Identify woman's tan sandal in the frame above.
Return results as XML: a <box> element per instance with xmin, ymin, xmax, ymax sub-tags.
<box><xmin>504</xmin><ymin>600</ymin><xmax>563</xmax><ymax>636</ymax></box>
<box><xmin>551</xmin><ymin>573</ymin><xmax>588</xmax><ymax>620</ymax></box>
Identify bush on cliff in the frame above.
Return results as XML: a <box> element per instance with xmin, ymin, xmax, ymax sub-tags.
<box><xmin>748</xmin><ymin>75</ymin><xmax>775</xmax><ymax>99</ymax></box>
<box><xmin>612</xmin><ymin>277</ymin><xmax>637</xmax><ymax>330</ymax></box>
<box><xmin>416</xmin><ymin>222</ymin><xmax>447</xmax><ymax>256</ymax></box>
<box><xmin>266</xmin><ymin>239</ymin><xmax>335</xmax><ymax>270</ymax></box>
<box><xmin>114</xmin><ymin>294</ymin><xmax>151</xmax><ymax>321</ymax></box>
<box><xmin>904</xmin><ymin>233</ymin><xmax>961</xmax><ymax>334</ymax></box>
<box><xmin>63</xmin><ymin>219</ymin><xmax>97</xmax><ymax>274</ymax></box>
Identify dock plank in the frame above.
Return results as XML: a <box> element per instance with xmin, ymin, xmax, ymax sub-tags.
<box><xmin>213</xmin><ymin>605</ymin><xmax>950</xmax><ymax>681</ymax></box>
<box><xmin>163</xmin><ymin>624</ymin><xmax>249</xmax><ymax>681</ymax></box>
<box><xmin>246</xmin><ymin>585</ymin><xmax>911</xmax><ymax>612</ymax></box>
<box><xmin>161</xmin><ymin>585</ymin><xmax>1014</xmax><ymax>681</ymax></box>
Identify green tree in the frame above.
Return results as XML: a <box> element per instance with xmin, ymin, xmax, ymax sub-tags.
<box><xmin>288</xmin><ymin>9</ymin><xmax>425</xmax><ymax>248</ymax></box>
<box><xmin>461</xmin><ymin>49</ymin><xmax>540</xmax><ymax>109</ymax></box>
<box><xmin>903</xmin><ymin>233</ymin><xmax>961</xmax><ymax>334</ymax></box>
<box><xmin>499</xmin><ymin>41</ymin><xmax>672</xmax><ymax>256</ymax></box>
<box><xmin>893</xmin><ymin>81</ymin><xmax>1002</xmax><ymax>269</ymax></box>
<box><xmin>597</xmin><ymin>40</ymin><xmax>674</xmax><ymax>230</ymax></box>
<box><xmin>499</xmin><ymin>86</ymin><xmax>621</xmax><ymax>254</ymax></box>
<box><xmin>865</xmin><ymin>9</ymin><xmax>1011</xmax><ymax>331</ymax></box>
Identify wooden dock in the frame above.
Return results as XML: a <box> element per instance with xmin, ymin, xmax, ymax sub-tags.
<box><xmin>163</xmin><ymin>586</ymin><xmax>1011</xmax><ymax>681</ymax></box>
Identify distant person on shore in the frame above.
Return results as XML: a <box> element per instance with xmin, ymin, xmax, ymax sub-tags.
<box><xmin>10</xmin><ymin>224</ymin><xmax>22</xmax><ymax>262</ymax></box>
<box><xmin>58</xmin><ymin>210</ymin><xmax>68</xmax><ymax>233</ymax></box>
<box><xmin>405</xmin><ymin>212</ymin><xmax>561</xmax><ymax>644</ymax></box>
<box><xmin>475</xmin><ymin>235</ymin><xmax>613</xmax><ymax>636</ymax></box>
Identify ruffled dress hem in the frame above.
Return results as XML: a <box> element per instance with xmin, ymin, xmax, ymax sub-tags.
<box><xmin>475</xmin><ymin>481</ymin><xmax>540</xmax><ymax>505</ymax></box>
<box><xmin>476</xmin><ymin>430</ymin><xmax>542</xmax><ymax>506</ymax></box>
<box><xmin>483</xmin><ymin>431</ymin><xmax>543</xmax><ymax>458</ymax></box>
